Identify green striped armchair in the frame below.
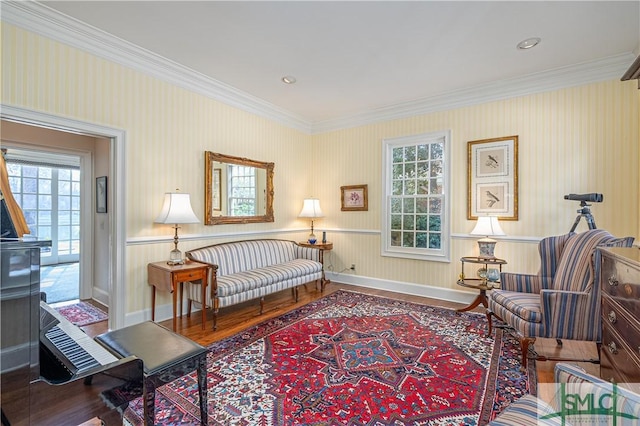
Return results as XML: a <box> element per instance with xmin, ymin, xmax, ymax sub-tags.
<box><xmin>487</xmin><ymin>229</ymin><xmax>634</xmax><ymax>368</ymax></box>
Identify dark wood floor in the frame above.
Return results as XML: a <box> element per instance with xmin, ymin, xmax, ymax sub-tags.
<box><xmin>56</xmin><ymin>282</ymin><xmax>599</xmax><ymax>424</ymax></box>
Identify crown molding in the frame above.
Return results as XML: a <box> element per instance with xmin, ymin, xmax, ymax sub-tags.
<box><xmin>2</xmin><ymin>1</ymin><xmax>313</xmax><ymax>134</ymax></box>
<box><xmin>3</xmin><ymin>2</ymin><xmax>635</xmax><ymax>136</ymax></box>
<box><xmin>311</xmin><ymin>53</ymin><xmax>636</xmax><ymax>134</ymax></box>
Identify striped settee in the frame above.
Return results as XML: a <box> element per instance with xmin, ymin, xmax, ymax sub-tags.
<box><xmin>487</xmin><ymin>229</ymin><xmax>634</xmax><ymax>368</ymax></box>
<box><xmin>185</xmin><ymin>239</ymin><xmax>323</xmax><ymax>329</ymax></box>
<box><xmin>490</xmin><ymin>363</ymin><xmax>640</xmax><ymax>425</ymax></box>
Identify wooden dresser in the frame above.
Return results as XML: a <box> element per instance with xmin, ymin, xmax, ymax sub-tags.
<box><xmin>599</xmin><ymin>246</ymin><xmax>640</xmax><ymax>385</ymax></box>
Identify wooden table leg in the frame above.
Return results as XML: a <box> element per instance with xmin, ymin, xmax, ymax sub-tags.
<box><xmin>456</xmin><ymin>289</ymin><xmax>488</xmax><ymax>313</ymax></box>
<box><xmin>172</xmin><ymin>280</ymin><xmax>178</xmax><ymax>332</ymax></box>
<box><xmin>179</xmin><ymin>282</ymin><xmax>183</xmax><ymax>318</ymax></box>
<box><xmin>151</xmin><ymin>287</ymin><xmax>156</xmax><ymax>321</ymax></box>
<box><xmin>201</xmin><ymin>272</ymin><xmax>207</xmax><ymax>330</ymax></box>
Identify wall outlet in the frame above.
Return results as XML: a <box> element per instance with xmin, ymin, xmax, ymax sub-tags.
<box><xmin>350</xmin><ymin>264</ymin><xmax>356</xmax><ymax>270</ymax></box>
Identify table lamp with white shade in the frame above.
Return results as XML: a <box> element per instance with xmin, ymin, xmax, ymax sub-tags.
<box><xmin>470</xmin><ymin>216</ymin><xmax>505</xmax><ymax>259</ymax></box>
<box><xmin>155</xmin><ymin>191</ymin><xmax>200</xmax><ymax>265</ymax></box>
<box><xmin>298</xmin><ymin>198</ymin><xmax>323</xmax><ymax>244</ymax></box>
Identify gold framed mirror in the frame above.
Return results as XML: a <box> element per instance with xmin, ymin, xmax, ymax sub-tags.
<box><xmin>204</xmin><ymin>151</ymin><xmax>274</xmax><ymax>225</ymax></box>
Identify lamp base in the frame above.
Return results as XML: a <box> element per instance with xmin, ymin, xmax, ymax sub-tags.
<box><xmin>308</xmin><ymin>232</ymin><xmax>317</xmax><ymax>245</ymax></box>
<box><xmin>477</xmin><ymin>238</ymin><xmax>497</xmax><ymax>259</ymax></box>
<box><xmin>167</xmin><ymin>248</ymin><xmax>184</xmax><ymax>265</ymax></box>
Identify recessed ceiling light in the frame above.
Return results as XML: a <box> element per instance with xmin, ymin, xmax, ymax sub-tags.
<box><xmin>281</xmin><ymin>75</ymin><xmax>297</xmax><ymax>84</ymax></box>
<box><xmin>517</xmin><ymin>37</ymin><xmax>541</xmax><ymax>50</ymax></box>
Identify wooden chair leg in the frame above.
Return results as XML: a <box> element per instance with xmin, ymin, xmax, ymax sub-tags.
<box><xmin>556</xmin><ymin>338</ymin><xmax>563</xmax><ymax>347</ymax></box>
<box><xmin>486</xmin><ymin>310</ymin><xmax>494</xmax><ymax>337</ymax></box>
<box><xmin>294</xmin><ymin>286</ymin><xmax>299</xmax><ymax>302</ymax></box>
<box><xmin>259</xmin><ymin>297</ymin><xmax>265</xmax><ymax>315</ymax></box>
<box><xmin>519</xmin><ymin>336</ymin><xmax>536</xmax><ymax>370</ymax></box>
<box><xmin>187</xmin><ymin>300</ymin><xmax>192</xmax><ymax>317</ymax></box>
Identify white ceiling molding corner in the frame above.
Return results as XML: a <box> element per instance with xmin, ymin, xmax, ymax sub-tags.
<box><xmin>311</xmin><ymin>53</ymin><xmax>635</xmax><ymax>134</ymax></box>
<box><xmin>3</xmin><ymin>1</ymin><xmax>635</xmax><ymax>136</ymax></box>
<box><xmin>2</xmin><ymin>1</ymin><xmax>313</xmax><ymax>134</ymax></box>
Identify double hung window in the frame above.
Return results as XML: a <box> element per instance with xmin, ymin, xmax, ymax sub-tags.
<box><xmin>382</xmin><ymin>131</ymin><xmax>451</xmax><ymax>262</ymax></box>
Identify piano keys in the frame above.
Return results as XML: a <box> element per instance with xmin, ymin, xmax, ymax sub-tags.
<box><xmin>39</xmin><ymin>301</ymin><xmax>120</xmax><ymax>383</ymax></box>
<box><xmin>30</xmin><ymin>301</ymin><xmax>144</xmax><ymax>425</ymax></box>
<box><xmin>1</xmin><ymin>239</ymin><xmax>143</xmax><ymax>425</ymax></box>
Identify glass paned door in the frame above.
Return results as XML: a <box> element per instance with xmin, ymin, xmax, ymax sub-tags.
<box><xmin>7</xmin><ymin>163</ymin><xmax>81</xmax><ymax>265</ymax></box>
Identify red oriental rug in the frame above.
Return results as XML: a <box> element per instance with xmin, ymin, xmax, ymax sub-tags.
<box><xmin>123</xmin><ymin>290</ymin><xmax>535</xmax><ymax>425</ymax></box>
<box><xmin>54</xmin><ymin>301</ymin><xmax>108</xmax><ymax>326</ymax></box>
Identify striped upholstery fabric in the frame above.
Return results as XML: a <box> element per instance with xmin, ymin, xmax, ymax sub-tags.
<box><xmin>553</xmin><ymin>363</ymin><xmax>640</xmax><ymax>423</ymax></box>
<box><xmin>189</xmin><ymin>240</ymin><xmax>298</xmax><ymax>275</ymax></box>
<box><xmin>553</xmin><ymin>230</ymin><xmax>633</xmax><ymax>293</ymax></box>
<box><xmin>489</xmin><ymin>230</ymin><xmax>634</xmax><ymax>341</ymax></box>
<box><xmin>488</xmin><ymin>395</ymin><xmax>560</xmax><ymax>425</ymax></box>
<box><xmin>539</xmin><ymin>232</ymin><xmax>574</xmax><ymax>278</ymax></box>
<box><xmin>491</xmin><ymin>363</ymin><xmax>640</xmax><ymax>425</ymax></box>
<box><xmin>185</xmin><ymin>239</ymin><xmax>323</xmax><ymax>313</ymax></box>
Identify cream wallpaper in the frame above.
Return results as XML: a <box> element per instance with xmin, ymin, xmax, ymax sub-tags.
<box><xmin>2</xmin><ymin>23</ymin><xmax>639</xmax><ymax>319</ymax></box>
<box><xmin>311</xmin><ymin>83</ymin><xmax>639</xmax><ymax>291</ymax></box>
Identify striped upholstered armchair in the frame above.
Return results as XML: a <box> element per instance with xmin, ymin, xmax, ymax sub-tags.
<box><xmin>490</xmin><ymin>362</ymin><xmax>640</xmax><ymax>425</ymax></box>
<box><xmin>487</xmin><ymin>229</ymin><xmax>634</xmax><ymax>368</ymax></box>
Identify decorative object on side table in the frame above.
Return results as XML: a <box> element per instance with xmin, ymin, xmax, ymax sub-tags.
<box><xmin>470</xmin><ymin>216</ymin><xmax>505</xmax><ymax>259</ymax></box>
<box><xmin>298</xmin><ymin>198</ymin><xmax>323</xmax><ymax>244</ymax></box>
<box><xmin>486</xmin><ymin>268</ymin><xmax>501</xmax><ymax>282</ymax></box>
<box><xmin>154</xmin><ymin>191</ymin><xmax>200</xmax><ymax>265</ymax></box>
<box><xmin>456</xmin><ymin>256</ymin><xmax>507</xmax><ymax>312</ymax></box>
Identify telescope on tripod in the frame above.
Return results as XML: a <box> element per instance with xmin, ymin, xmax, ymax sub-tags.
<box><xmin>564</xmin><ymin>193</ymin><xmax>603</xmax><ymax>232</ymax></box>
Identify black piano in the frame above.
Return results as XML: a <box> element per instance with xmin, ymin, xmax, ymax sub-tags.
<box><xmin>1</xmin><ymin>239</ymin><xmax>143</xmax><ymax>426</ymax></box>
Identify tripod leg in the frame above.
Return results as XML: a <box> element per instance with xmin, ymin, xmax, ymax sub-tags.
<box><xmin>570</xmin><ymin>215</ymin><xmax>582</xmax><ymax>233</ymax></box>
<box><xmin>586</xmin><ymin>214</ymin><xmax>597</xmax><ymax>230</ymax></box>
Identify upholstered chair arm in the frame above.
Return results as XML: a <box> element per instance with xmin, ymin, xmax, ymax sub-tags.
<box><xmin>500</xmin><ymin>272</ymin><xmax>550</xmax><ymax>293</ymax></box>
<box><xmin>540</xmin><ymin>289</ymin><xmax>599</xmax><ymax>341</ymax></box>
<box><xmin>185</xmin><ymin>264</ymin><xmax>218</xmax><ymax>307</ymax></box>
<box><xmin>295</xmin><ymin>245</ymin><xmax>322</xmax><ymax>262</ymax></box>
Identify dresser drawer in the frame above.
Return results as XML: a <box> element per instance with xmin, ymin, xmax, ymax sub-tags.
<box><xmin>173</xmin><ymin>268</ymin><xmax>206</xmax><ymax>282</ymax></box>
<box><xmin>602</xmin><ymin>295</ymin><xmax>640</xmax><ymax>347</ymax></box>
<box><xmin>601</xmin><ymin>320</ymin><xmax>640</xmax><ymax>384</ymax></box>
<box><xmin>601</xmin><ymin>253</ymin><xmax>640</xmax><ymax>316</ymax></box>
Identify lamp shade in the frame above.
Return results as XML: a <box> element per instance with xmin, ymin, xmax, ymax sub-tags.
<box><xmin>470</xmin><ymin>216</ymin><xmax>505</xmax><ymax>237</ymax></box>
<box><xmin>298</xmin><ymin>198</ymin><xmax>324</xmax><ymax>219</ymax></box>
<box><xmin>154</xmin><ymin>193</ymin><xmax>199</xmax><ymax>224</ymax></box>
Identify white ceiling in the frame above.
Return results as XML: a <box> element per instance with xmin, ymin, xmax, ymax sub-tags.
<box><xmin>12</xmin><ymin>1</ymin><xmax>640</xmax><ymax>130</ymax></box>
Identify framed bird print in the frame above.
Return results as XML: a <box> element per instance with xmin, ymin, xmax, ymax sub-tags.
<box><xmin>467</xmin><ymin>136</ymin><xmax>518</xmax><ymax>220</ymax></box>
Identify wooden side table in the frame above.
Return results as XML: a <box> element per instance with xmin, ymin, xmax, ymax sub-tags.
<box><xmin>299</xmin><ymin>241</ymin><xmax>333</xmax><ymax>291</ymax></box>
<box><xmin>147</xmin><ymin>260</ymin><xmax>209</xmax><ymax>331</ymax></box>
<box><xmin>456</xmin><ymin>256</ymin><xmax>506</xmax><ymax>313</ymax></box>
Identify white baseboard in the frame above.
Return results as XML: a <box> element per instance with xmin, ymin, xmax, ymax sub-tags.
<box><xmin>125</xmin><ymin>274</ymin><xmax>477</xmax><ymax>326</ymax></box>
<box><xmin>326</xmin><ymin>272</ymin><xmax>477</xmax><ymax>306</ymax></box>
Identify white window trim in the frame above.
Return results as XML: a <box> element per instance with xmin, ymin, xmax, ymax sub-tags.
<box><xmin>381</xmin><ymin>130</ymin><xmax>451</xmax><ymax>262</ymax></box>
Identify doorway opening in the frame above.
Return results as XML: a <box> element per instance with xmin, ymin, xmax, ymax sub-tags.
<box><xmin>1</xmin><ymin>105</ymin><xmax>127</xmax><ymax>330</ymax></box>
<box><xmin>4</xmin><ymin>149</ymin><xmax>81</xmax><ymax>304</ymax></box>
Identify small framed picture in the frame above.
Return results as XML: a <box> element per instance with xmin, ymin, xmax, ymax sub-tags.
<box><xmin>467</xmin><ymin>136</ymin><xmax>518</xmax><ymax>220</ymax></box>
<box><xmin>341</xmin><ymin>184</ymin><xmax>368</xmax><ymax>211</ymax></box>
<box><xmin>96</xmin><ymin>176</ymin><xmax>107</xmax><ymax>213</ymax></box>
